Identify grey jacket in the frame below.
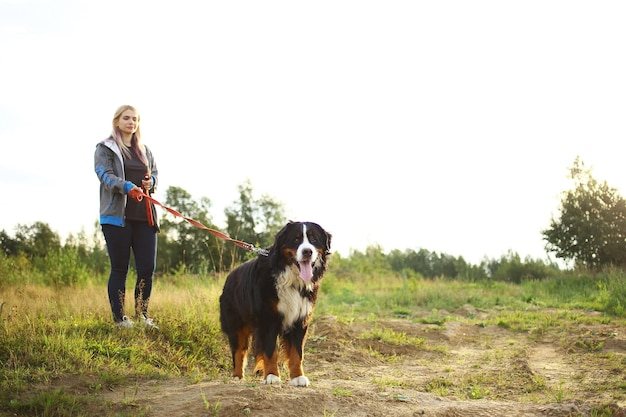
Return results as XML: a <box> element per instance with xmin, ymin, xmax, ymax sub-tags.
<box><xmin>94</xmin><ymin>137</ymin><xmax>159</xmax><ymax>227</ymax></box>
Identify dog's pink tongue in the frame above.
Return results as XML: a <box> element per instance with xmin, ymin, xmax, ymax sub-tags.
<box><xmin>299</xmin><ymin>261</ymin><xmax>313</xmax><ymax>281</ymax></box>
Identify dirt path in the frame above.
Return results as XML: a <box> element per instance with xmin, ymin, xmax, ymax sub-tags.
<box><xmin>88</xmin><ymin>309</ymin><xmax>625</xmax><ymax>416</ymax></box>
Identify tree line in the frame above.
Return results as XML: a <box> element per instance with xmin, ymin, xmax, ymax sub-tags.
<box><xmin>2</xmin><ymin>158</ymin><xmax>626</xmax><ymax>287</ymax></box>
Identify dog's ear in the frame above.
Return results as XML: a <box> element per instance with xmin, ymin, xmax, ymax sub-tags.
<box><xmin>266</xmin><ymin>222</ymin><xmax>294</xmax><ymax>262</ymax></box>
<box><xmin>324</xmin><ymin>231</ymin><xmax>332</xmax><ymax>255</ymax></box>
<box><xmin>270</xmin><ymin>221</ymin><xmax>293</xmax><ymax>250</ymax></box>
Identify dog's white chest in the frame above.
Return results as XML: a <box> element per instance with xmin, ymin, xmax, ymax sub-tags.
<box><xmin>276</xmin><ymin>269</ymin><xmax>313</xmax><ymax>330</ymax></box>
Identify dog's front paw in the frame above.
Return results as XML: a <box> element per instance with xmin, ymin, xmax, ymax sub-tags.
<box><xmin>263</xmin><ymin>374</ymin><xmax>281</xmax><ymax>385</ymax></box>
<box><xmin>290</xmin><ymin>375</ymin><xmax>310</xmax><ymax>387</ymax></box>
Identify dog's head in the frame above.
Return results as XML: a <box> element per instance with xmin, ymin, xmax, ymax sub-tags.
<box><xmin>271</xmin><ymin>221</ymin><xmax>332</xmax><ymax>282</ymax></box>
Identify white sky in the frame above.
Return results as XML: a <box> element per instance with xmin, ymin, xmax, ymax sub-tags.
<box><xmin>1</xmin><ymin>0</ymin><xmax>625</xmax><ymax>264</ymax></box>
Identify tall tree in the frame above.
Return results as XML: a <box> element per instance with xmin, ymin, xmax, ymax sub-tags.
<box><xmin>224</xmin><ymin>180</ymin><xmax>287</xmax><ymax>266</ymax></box>
<box><xmin>0</xmin><ymin>230</ymin><xmax>19</xmax><ymax>256</ymax></box>
<box><xmin>12</xmin><ymin>222</ymin><xmax>62</xmax><ymax>259</ymax></box>
<box><xmin>542</xmin><ymin>157</ymin><xmax>626</xmax><ymax>269</ymax></box>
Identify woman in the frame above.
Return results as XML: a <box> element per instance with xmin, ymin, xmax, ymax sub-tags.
<box><xmin>94</xmin><ymin>105</ymin><xmax>159</xmax><ymax>328</ymax></box>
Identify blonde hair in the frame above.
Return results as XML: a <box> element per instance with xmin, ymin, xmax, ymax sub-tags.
<box><xmin>111</xmin><ymin>104</ymin><xmax>149</xmax><ymax>167</ymax></box>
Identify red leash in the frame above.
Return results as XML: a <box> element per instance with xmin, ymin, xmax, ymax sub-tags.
<box><xmin>132</xmin><ymin>190</ymin><xmax>269</xmax><ymax>256</ymax></box>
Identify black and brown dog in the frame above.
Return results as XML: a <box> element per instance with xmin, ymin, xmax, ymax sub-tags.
<box><xmin>219</xmin><ymin>221</ymin><xmax>331</xmax><ymax>387</ymax></box>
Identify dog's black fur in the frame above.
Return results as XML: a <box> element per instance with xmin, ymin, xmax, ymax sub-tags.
<box><xmin>219</xmin><ymin>221</ymin><xmax>331</xmax><ymax>387</ymax></box>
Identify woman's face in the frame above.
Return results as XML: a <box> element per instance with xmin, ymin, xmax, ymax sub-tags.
<box><xmin>116</xmin><ymin>109</ymin><xmax>139</xmax><ymax>136</ymax></box>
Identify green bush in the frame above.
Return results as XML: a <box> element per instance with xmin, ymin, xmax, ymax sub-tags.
<box><xmin>0</xmin><ymin>252</ymin><xmax>34</xmax><ymax>286</ymax></box>
<box><xmin>601</xmin><ymin>272</ymin><xmax>626</xmax><ymax>316</ymax></box>
<box><xmin>33</xmin><ymin>248</ymin><xmax>93</xmax><ymax>287</ymax></box>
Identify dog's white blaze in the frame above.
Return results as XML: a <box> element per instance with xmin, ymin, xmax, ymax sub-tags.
<box><xmin>297</xmin><ymin>224</ymin><xmax>318</xmax><ymax>263</ymax></box>
<box><xmin>276</xmin><ymin>266</ymin><xmax>313</xmax><ymax>330</ymax></box>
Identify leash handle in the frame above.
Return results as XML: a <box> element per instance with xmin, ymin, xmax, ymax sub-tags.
<box><xmin>143</xmin><ymin>173</ymin><xmax>155</xmax><ymax>227</ymax></box>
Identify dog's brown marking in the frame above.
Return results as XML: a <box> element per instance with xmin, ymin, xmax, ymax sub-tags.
<box><xmin>255</xmin><ymin>351</ymin><xmax>279</xmax><ymax>379</ymax></box>
<box><xmin>232</xmin><ymin>326</ymin><xmax>252</xmax><ymax>378</ymax></box>
<box><xmin>283</xmin><ymin>338</ymin><xmax>305</xmax><ymax>379</ymax></box>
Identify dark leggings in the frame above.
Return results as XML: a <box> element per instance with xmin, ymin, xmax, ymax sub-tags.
<box><xmin>102</xmin><ymin>221</ymin><xmax>157</xmax><ymax>322</ymax></box>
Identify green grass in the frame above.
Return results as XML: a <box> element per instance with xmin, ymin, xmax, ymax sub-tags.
<box><xmin>358</xmin><ymin>327</ymin><xmax>426</xmax><ymax>347</ymax></box>
<box><xmin>319</xmin><ymin>269</ymin><xmax>626</xmax><ymax>319</ymax></box>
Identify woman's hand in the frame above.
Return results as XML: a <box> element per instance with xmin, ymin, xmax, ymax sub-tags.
<box><xmin>141</xmin><ymin>176</ymin><xmax>153</xmax><ymax>191</ymax></box>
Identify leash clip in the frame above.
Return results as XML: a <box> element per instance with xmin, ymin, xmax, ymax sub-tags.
<box><xmin>253</xmin><ymin>247</ymin><xmax>270</xmax><ymax>257</ymax></box>
<box><xmin>242</xmin><ymin>243</ymin><xmax>269</xmax><ymax>257</ymax></box>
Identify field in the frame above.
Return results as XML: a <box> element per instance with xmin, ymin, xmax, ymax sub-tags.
<box><xmin>1</xmin><ymin>275</ymin><xmax>626</xmax><ymax>417</ymax></box>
